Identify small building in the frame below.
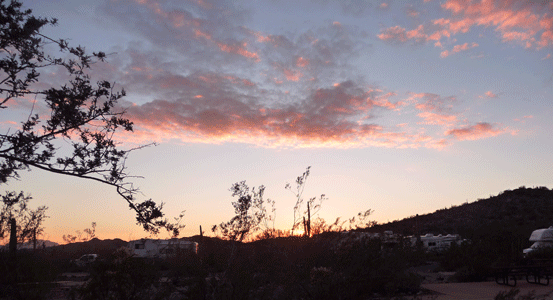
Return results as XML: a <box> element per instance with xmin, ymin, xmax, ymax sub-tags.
<box><xmin>127</xmin><ymin>239</ymin><xmax>198</xmax><ymax>258</ymax></box>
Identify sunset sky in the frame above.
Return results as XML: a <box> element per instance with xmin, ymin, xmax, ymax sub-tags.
<box><xmin>3</xmin><ymin>0</ymin><xmax>552</xmax><ymax>244</ymax></box>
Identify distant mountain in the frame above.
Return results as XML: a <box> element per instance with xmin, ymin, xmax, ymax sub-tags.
<box><xmin>0</xmin><ymin>239</ymin><xmax>59</xmax><ymax>250</ymax></box>
<box><xmin>47</xmin><ymin>238</ymin><xmax>128</xmax><ymax>260</ymax></box>
<box><xmin>18</xmin><ymin>239</ymin><xmax>59</xmax><ymax>249</ymax></box>
<box><xmin>368</xmin><ymin>186</ymin><xmax>553</xmax><ymax>240</ymax></box>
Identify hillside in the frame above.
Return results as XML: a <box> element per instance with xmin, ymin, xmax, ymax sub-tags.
<box><xmin>370</xmin><ymin>186</ymin><xmax>553</xmax><ymax>240</ymax></box>
<box><xmin>46</xmin><ymin>238</ymin><xmax>128</xmax><ymax>261</ymax></box>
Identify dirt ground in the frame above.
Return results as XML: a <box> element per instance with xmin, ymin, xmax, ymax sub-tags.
<box><xmin>38</xmin><ymin>270</ymin><xmax>553</xmax><ymax>300</ymax></box>
<box><xmin>410</xmin><ymin>262</ymin><xmax>553</xmax><ymax>300</ymax></box>
<box><xmin>420</xmin><ymin>281</ymin><xmax>553</xmax><ymax>300</ymax></box>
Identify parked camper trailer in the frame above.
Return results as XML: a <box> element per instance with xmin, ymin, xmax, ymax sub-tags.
<box><xmin>127</xmin><ymin>239</ymin><xmax>198</xmax><ymax>258</ymax></box>
<box><xmin>523</xmin><ymin>227</ymin><xmax>553</xmax><ymax>256</ymax></box>
<box><xmin>410</xmin><ymin>234</ymin><xmax>462</xmax><ymax>252</ymax></box>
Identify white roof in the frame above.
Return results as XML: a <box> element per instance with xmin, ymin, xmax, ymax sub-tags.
<box><xmin>529</xmin><ymin>227</ymin><xmax>553</xmax><ymax>242</ymax></box>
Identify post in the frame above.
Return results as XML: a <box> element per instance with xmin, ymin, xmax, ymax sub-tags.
<box><xmin>33</xmin><ymin>227</ymin><xmax>37</xmax><ymax>251</ymax></box>
<box><xmin>9</xmin><ymin>218</ymin><xmax>17</xmax><ymax>258</ymax></box>
<box><xmin>200</xmin><ymin>225</ymin><xmax>203</xmax><ymax>237</ymax></box>
<box><xmin>9</xmin><ymin>218</ymin><xmax>17</xmax><ymax>287</ymax></box>
<box><xmin>307</xmin><ymin>202</ymin><xmax>311</xmax><ymax>237</ymax></box>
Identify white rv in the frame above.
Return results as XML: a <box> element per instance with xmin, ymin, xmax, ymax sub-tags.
<box><xmin>523</xmin><ymin>227</ymin><xmax>553</xmax><ymax>256</ymax></box>
<box><xmin>127</xmin><ymin>239</ymin><xmax>198</xmax><ymax>258</ymax></box>
<box><xmin>410</xmin><ymin>234</ymin><xmax>461</xmax><ymax>252</ymax></box>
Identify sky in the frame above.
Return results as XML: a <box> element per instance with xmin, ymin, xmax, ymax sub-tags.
<box><xmin>2</xmin><ymin>0</ymin><xmax>553</xmax><ymax>244</ymax></box>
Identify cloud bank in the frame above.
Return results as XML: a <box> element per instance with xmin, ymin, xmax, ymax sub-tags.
<box><xmin>7</xmin><ymin>0</ymin><xmax>529</xmax><ymax>151</ymax></box>
<box><xmin>379</xmin><ymin>0</ymin><xmax>553</xmax><ymax>51</ymax></box>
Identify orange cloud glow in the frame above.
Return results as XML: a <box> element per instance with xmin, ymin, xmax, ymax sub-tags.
<box><xmin>377</xmin><ymin>26</ymin><xmax>408</xmax><ymax>42</ymax></box>
<box><xmin>485</xmin><ymin>91</ymin><xmax>498</xmax><ymax>98</ymax></box>
<box><xmin>194</xmin><ymin>29</ymin><xmax>212</xmax><ymax>40</ymax></box>
<box><xmin>440</xmin><ymin>42</ymin><xmax>478</xmax><ymax>58</ymax></box>
<box><xmin>121</xmin><ymin>80</ymin><xmax>455</xmax><ymax>149</ymax></box>
<box><xmin>379</xmin><ymin>0</ymin><xmax>553</xmax><ymax>51</ymax></box>
<box><xmin>253</xmin><ymin>31</ymin><xmax>273</xmax><ymax>43</ymax></box>
<box><xmin>417</xmin><ymin>111</ymin><xmax>458</xmax><ymax>125</ymax></box>
<box><xmin>446</xmin><ymin>122</ymin><xmax>507</xmax><ymax>140</ymax></box>
<box><xmin>217</xmin><ymin>42</ymin><xmax>260</xmax><ymax>62</ymax></box>
<box><xmin>441</xmin><ymin>0</ymin><xmax>553</xmax><ymax>49</ymax></box>
<box><xmin>283</xmin><ymin>69</ymin><xmax>302</xmax><ymax>81</ymax></box>
<box><xmin>296</xmin><ymin>57</ymin><xmax>309</xmax><ymax>67</ymax></box>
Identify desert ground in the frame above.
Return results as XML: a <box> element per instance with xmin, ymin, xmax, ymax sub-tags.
<box><xmin>421</xmin><ymin>281</ymin><xmax>553</xmax><ymax>300</ymax></box>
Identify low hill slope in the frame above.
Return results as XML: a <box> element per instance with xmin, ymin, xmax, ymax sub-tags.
<box><xmin>371</xmin><ymin>186</ymin><xmax>553</xmax><ymax>240</ymax></box>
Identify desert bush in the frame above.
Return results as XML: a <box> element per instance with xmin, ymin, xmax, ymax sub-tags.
<box><xmin>73</xmin><ymin>251</ymin><xmax>173</xmax><ymax>300</ymax></box>
<box><xmin>0</xmin><ymin>250</ymin><xmax>61</xmax><ymax>300</ymax></box>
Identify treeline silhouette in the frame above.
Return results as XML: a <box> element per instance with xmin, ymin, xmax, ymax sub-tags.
<box><xmin>3</xmin><ymin>186</ymin><xmax>553</xmax><ymax>299</ymax></box>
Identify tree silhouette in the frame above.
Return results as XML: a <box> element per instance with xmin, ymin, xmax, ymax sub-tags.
<box><xmin>0</xmin><ymin>191</ymin><xmax>47</xmax><ymax>246</ymax></box>
<box><xmin>0</xmin><ymin>0</ymin><xmax>176</xmax><ymax>234</ymax></box>
<box><xmin>212</xmin><ymin>181</ymin><xmax>269</xmax><ymax>242</ymax></box>
<box><xmin>62</xmin><ymin>222</ymin><xmax>96</xmax><ymax>244</ymax></box>
<box><xmin>286</xmin><ymin>166</ymin><xmax>326</xmax><ymax>236</ymax></box>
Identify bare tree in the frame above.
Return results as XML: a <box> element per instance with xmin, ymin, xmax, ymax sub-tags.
<box><xmin>347</xmin><ymin>209</ymin><xmax>377</xmax><ymax>230</ymax></box>
<box><xmin>62</xmin><ymin>222</ymin><xmax>96</xmax><ymax>244</ymax></box>
<box><xmin>0</xmin><ymin>0</ymin><xmax>177</xmax><ymax>234</ymax></box>
<box><xmin>212</xmin><ymin>181</ymin><xmax>270</xmax><ymax>242</ymax></box>
<box><xmin>286</xmin><ymin>166</ymin><xmax>326</xmax><ymax>236</ymax></box>
<box><xmin>0</xmin><ymin>191</ymin><xmax>47</xmax><ymax>245</ymax></box>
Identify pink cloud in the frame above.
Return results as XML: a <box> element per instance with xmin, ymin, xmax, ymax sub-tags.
<box><xmin>417</xmin><ymin>111</ymin><xmax>458</xmax><ymax>125</ymax></box>
<box><xmin>378</xmin><ymin>23</ymin><xmax>451</xmax><ymax>45</ymax></box>
<box><xmin>127</xmin><ymin>0</ymin><xmax>268</xmax><ymax>64</ymax></box>
<box><xmin>120</xmin><ymin>78</ymin><xmax>449</xmax><ymax>149</ymax></box>
<box><xmin>407</xmin><ymin>25</ymin><xmax>427</xmax><ymax>40</ymax></box>
<box><xmin>446</xmin><ymin>122</ymin><xmax>507</xmax><ymax>140</ymax></box>
<box><xmin>254</xmin><ymin>32</ymin><xmax>273</xmax><ymax>43</ymax></box>
<box><xmin>407</xmin><ymin>8</ymin><xmax>420</xmax><ymax>18</ymax></box>
<box><xmin>217</xmin><ymin>42</ymin><xmax>260</xmax><ymax>62</ymax></box>
<box><xmin>1</xmin><ymin>120</ymin><xmax>18</xmax><ymax>126</ymax></box>
<box><xmin>485</xmin><ymin>91</ymin><xmax>498</xmax><ymax>98</ymax></box>
<box><xmin>380</xmin><ymin>0</ymin><xmax>553</xmax><ymax>51</ymax></box>
<box><xmin>377</xmin><ymin>26</ymin><xmax>408</xmax><ymax>42</ymax></box>
<box><xmin>95</xmin><ymin>1</ymin><xmax>521</xmax><ymax>150</ymax></box>
<box><xmin>513</xmin><ymin>115</ymin><xmax>533</xmax><ymax>123</ymax></box>
<box><xmin>190</xmin><ymin>0</ymin><xmax>213</xmax><ymax>10</ymax></box>
<box><xmin>283</xmin><ymin>69</ymin><xmax>302</xmax><ymax>81</ymax></box>
<box><xmin>425</xmin><ymin>139</ymin><xmax>449</xmax><ymax>150</ymax></box>
<box><xmin>373</xmin><ymin>92</ymin><xmax>404</xmax><ymax>110</ymax></box>
<box><xmin>441</xmin><ymin>0</ymin><xmax>553</xmax><ymax>49</ymax></box>
<box><xmin>296</xmin><ymin>56</ymin><xmax>309</xmax><ymax>67</ymax></box>
<box><xmin>194</xmin><ymin>29</ymin><xmax>212</xmax><ymax>40</ymax></box>
<box><xmin>412</xmin><ymin>93</ymin><xmax>457</xmax><ymax>112</ymax></box>
<box><xmin>409</xmin><ymin>93</ymin><xmax>460</xmax><ymax>126</ymax></box>
<box><xmin>440</xmin><ymin>42</ymin><xmax>478</xmax><ymax>58</ymax></box>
